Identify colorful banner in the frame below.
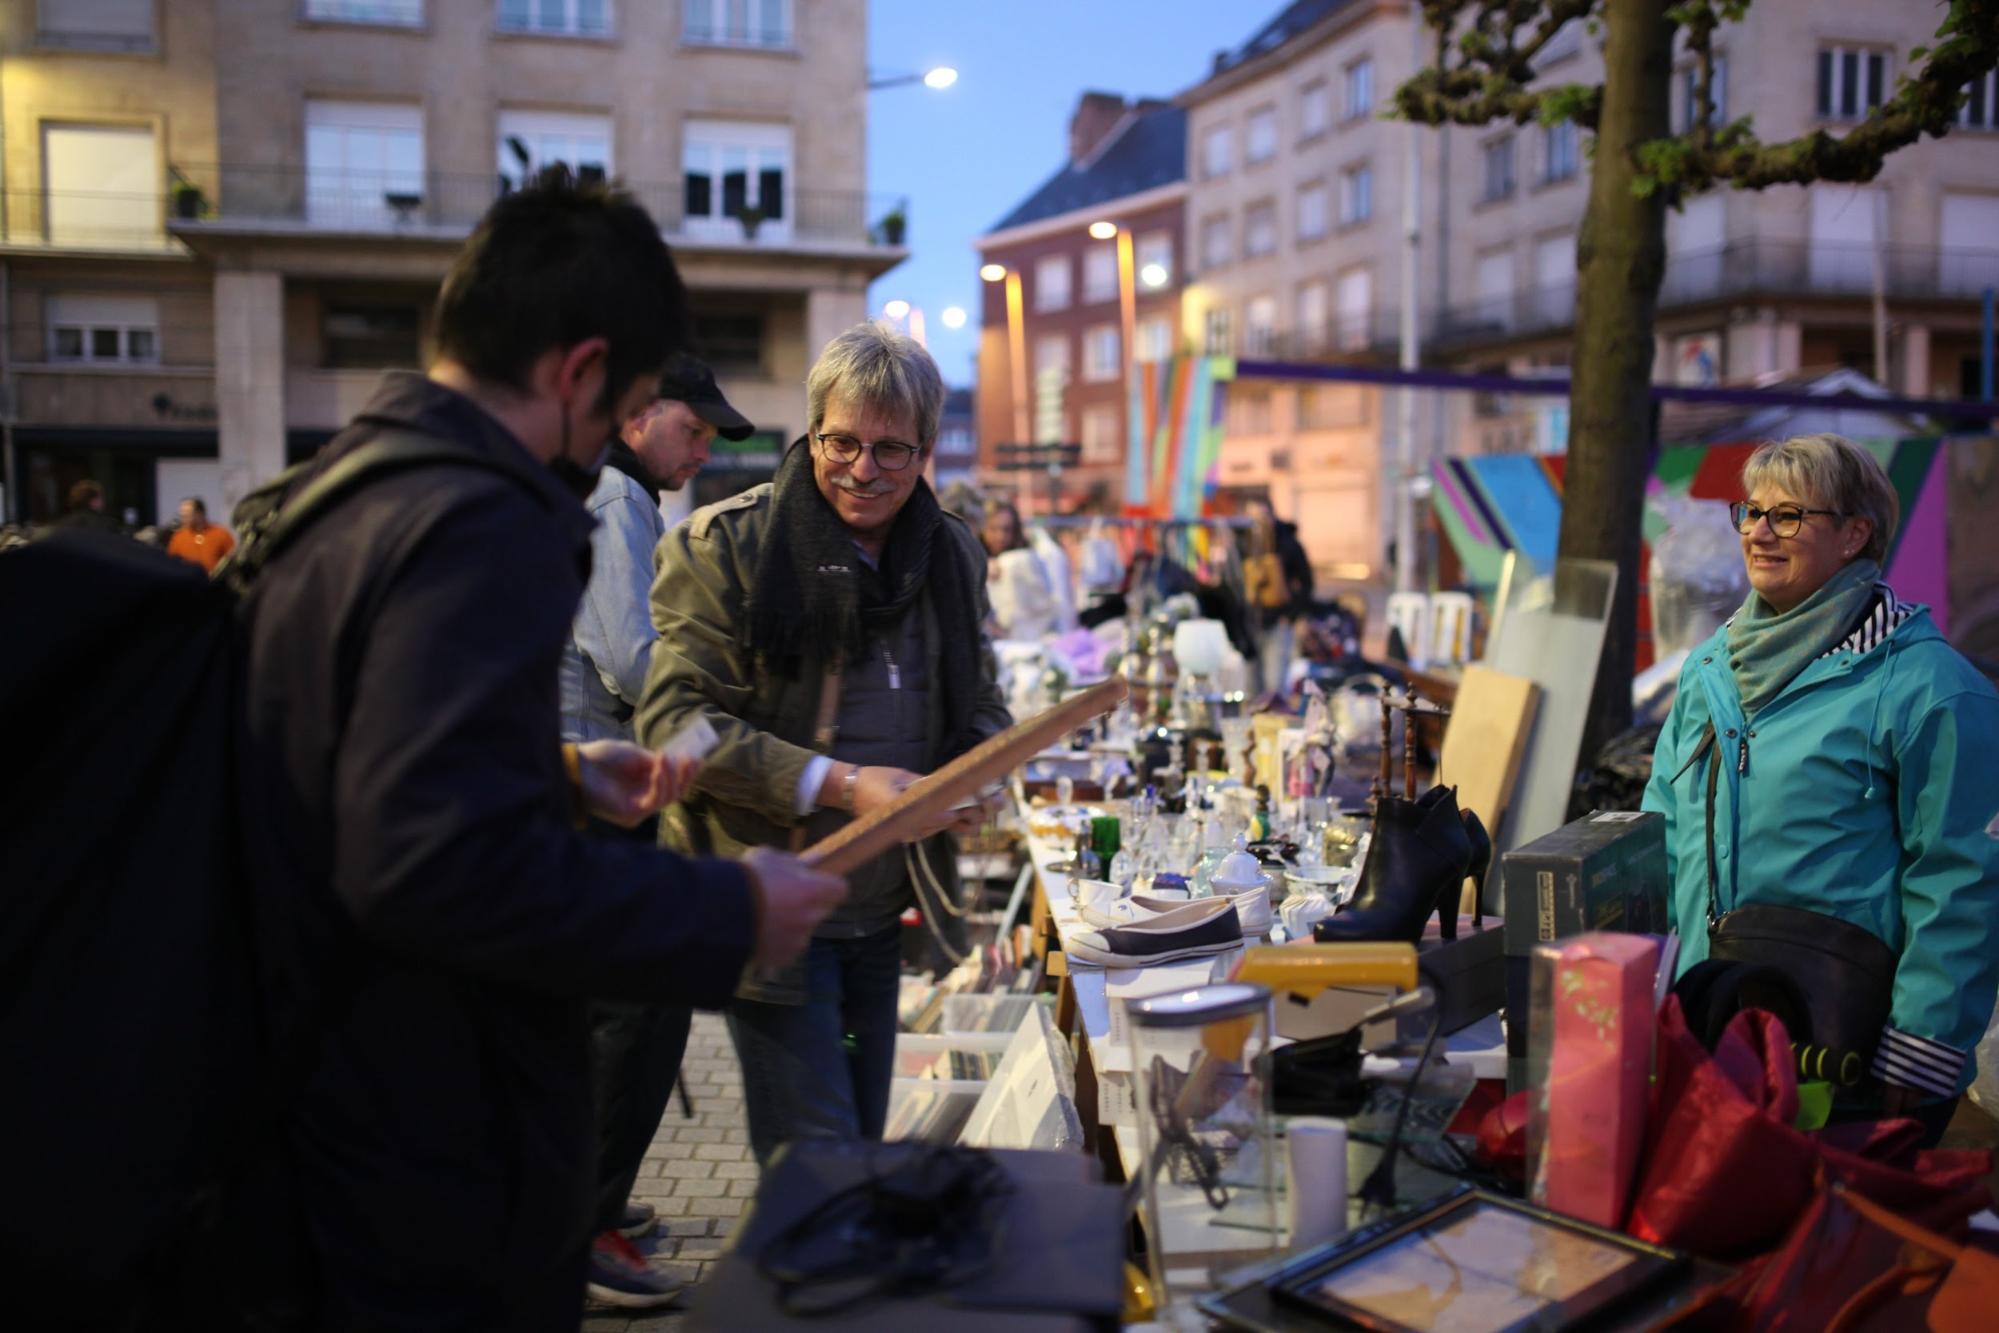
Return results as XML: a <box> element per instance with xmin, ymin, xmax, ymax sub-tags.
<box><xmin>1122</xmin><ymin>354</ymin><xmax>1236</xmax><ymax>519</ymax></box>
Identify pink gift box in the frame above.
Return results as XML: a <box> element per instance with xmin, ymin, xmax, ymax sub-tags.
<box><xmin>1531</xmin><ymin>932</ymin><xmax>1660</xmax><ymax>1228</ymax></box>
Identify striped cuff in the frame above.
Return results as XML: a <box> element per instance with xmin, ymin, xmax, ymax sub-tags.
<box><xmin>1870</xmin><ymin>1025</ymin><xmax>1967</xmax><ymax>1099</ymax></box>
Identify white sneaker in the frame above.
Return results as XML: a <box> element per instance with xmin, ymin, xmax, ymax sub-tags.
<box><xmin>1065</xmin><ymin>897</ymin><xmax>1245</xmax><ymax>967</ymax></box>
<box><xmin>1080</xmin><ymin>886</ymin><xmax>1273</xmax><ymax>938</ymax></box>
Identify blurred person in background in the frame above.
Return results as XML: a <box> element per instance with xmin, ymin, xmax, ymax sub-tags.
<box><xmin>166</xmin><ymin>496</ymin><xmax>234</xmax><ymax>573</ymax></box>
<box><xmin>557</xmin><ymin>352</ymin><xmax>754</xmax><ymax>1311</ymax></box>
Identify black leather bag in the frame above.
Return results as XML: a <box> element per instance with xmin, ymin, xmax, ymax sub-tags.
<box><xmin>1708</xmin><ymin>903</ymin><xmax>1897</xmax><ymax>1067</ymax></box>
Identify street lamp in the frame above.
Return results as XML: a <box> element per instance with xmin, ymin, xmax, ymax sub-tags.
<box><xmin>940</xmin><ymin>306</ymin><xmax>967</xmax><ymax>330</ymax></box>
<box><xmin>1087</xmin><ymin>219</ymin><xmax>1118</xmax><ymax>240</ymax></box>
<box><xmin>883</xmin><ymin>298</ymin><xmax>911</xmax><ymax>319</ymax></box>
<box><xmin>1140</xmin><ymin>262</ymin><xmax>1169</xmax><ymax>290</ymax></box>
<box><xmin>982</xmin><ymin>263</ymin><xmax>1030</xmax><ymax>446</ymax></box>
<box><xmin>868</xmin><ymin>65</ymin><xmax>958</xmax><ymax>91</ymax></box>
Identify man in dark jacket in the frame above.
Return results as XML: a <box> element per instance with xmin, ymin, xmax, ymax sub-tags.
<box><xmin>234</xmin><ymin>176</ymin><xmax>845</xmax><ymax>1330</ymax></box>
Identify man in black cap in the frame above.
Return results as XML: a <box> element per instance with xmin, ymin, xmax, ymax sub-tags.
<box><xmin>557</xmin><ymin>351</ymin><xmax>755</xmax><ymax>1310</ymax></box>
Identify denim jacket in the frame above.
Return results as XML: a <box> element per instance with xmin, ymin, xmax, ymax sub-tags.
<box><xmin>558</xmin><ymin>465</ymin><xmax>667</xmax><ymax>744</ymax></box>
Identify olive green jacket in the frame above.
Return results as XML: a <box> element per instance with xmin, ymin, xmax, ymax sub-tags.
<box><xmin>635</xmin><ymin>484</ymin><xmax>1011</xmax><ymax>997</ymax></box>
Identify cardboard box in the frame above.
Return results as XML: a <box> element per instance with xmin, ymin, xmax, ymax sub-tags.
<box><xmin>1501</xmin><ymin>811</ymin><xmax>1668</xmax><ymax>1075</ymax></box>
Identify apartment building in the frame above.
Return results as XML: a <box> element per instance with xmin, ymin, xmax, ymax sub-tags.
<box><xmin>2</xmin><ymin>0</ymin><xmax>905</xmax><ymax>526</ymax></box>
<box><xmin>973</xmin><ymin>91</ymin><xmax>1187</xmax><ymax>514</ymax></box>
<box><xmin>1177</xmin><ymin>0</ymin><xmax>1434</xmax><ymax>583</ymax></box>
<box><xmin>1434</xmin><ymin>2</ymin><xmax>1999</xmax><ymax>455</ymax></box>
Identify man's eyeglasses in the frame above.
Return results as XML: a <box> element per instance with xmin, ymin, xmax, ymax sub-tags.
<box><xmin>1729</xmin><ymin>501</ymin><xmax>1844</xmax><ymax>538</ymax></box>
<box><xmin>814</xmin><ymin>432</ymin><xmax>920</xmax><ymax>472</ymax></box>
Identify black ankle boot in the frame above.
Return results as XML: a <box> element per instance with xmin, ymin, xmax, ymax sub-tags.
<box><xmin>1458</xmin><ymin>808</ymin><xmax>1492</xmax><ymax>935</ymax></box>
<box><xmin>1315</xmin><ymin>786</ymin><xmax>1472</xmax><ymax>945</ymax></box>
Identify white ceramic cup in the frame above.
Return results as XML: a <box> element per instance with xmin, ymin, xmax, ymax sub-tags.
<box><xmin>1286</xmin><ymin>1117</ymin><xmax>1349</xmax><ymax>1250</ymax></box>
<box><xmin>1073</xmin><ymin>878</ymin><xmax>1121</xmax><ymax>914</ymax></box>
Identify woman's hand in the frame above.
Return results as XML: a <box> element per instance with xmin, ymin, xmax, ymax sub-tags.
<box><xmin>575</xmin><ymin>739</ymin><xmax>700</xmax><ymax>827</ymax></box>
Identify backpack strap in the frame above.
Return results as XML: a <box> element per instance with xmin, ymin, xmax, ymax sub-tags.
<box><xmin>219</xmin><ymin>430</ymin><xmax>545</xmax><ymax>590</ymax></box>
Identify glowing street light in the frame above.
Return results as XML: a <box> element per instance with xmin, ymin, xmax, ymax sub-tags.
<box><xmin>1088</xmin><ymin>219</ymin><xmax>1118</xmax><ymax>240</ymax></box>
<box><xmin>869</xmin><ymin>65</ymin><xmax>959</xmax><ymax>91</ymax></box>
<box><xmin>940</xmin><ymin>305</ymin><xmax>967</xmax><ymax>330</ymax></box>
<box><xmin>979</xmin><ymin>262</ymin><xmax>1007</xmax><ymax>282</ymax></box>
<box><xmin>1140</xmin><ymin>262</ymin><xmax>1169</xmax><ymax>289</ymax></box>
<box><xmin>883</xmin><ymin>298</ymin><xmax>911</xmax><ymax>319</ymax></box>
<box><xmin>923</xmin><ymin>66</ymin><xmax>959</xmax><ymax>89</ymax></box>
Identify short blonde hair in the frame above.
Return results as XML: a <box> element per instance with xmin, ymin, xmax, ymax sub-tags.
<box><xmin>1740</xmin><ymin>433</ymin><xmax>1898</xmax><ymax>564</ymax></box>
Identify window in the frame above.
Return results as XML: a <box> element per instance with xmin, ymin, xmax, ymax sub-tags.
<box><xmin>1081</xmin><ymin>405</ymin><xmax>1121</xmax><ymax>463</ymax></box>
<box><xmin>1334</xmin><ymin>268</ymin><xmax>1371</xmax><ymax>350</ymax></box>
<box><xmin>1243</xmin><ymin>294</ymin><xmax>1277</xmax><ymax>355</ymax></box>
<box><xmin>1083</xmin><ymin>324</ymin><xmax>1121</xmax><ymax>381</ymax></box>
<box><xmin>1136</xmin><ymin>232</ymin><xmax>1173</xmax><ymax>287</ymax></box>
<box><xmin>1300</xmin><ymin>81</ymin><xmax>1330</xmax><ymax>140</ymax></box>
<box><xmin>323</xmin><ymin>304</ymin><xmax>421</xmax><ymax>369</ymax></box>
<box><xmin>1244</xmin><ymin>201</ymin><xmax>1277</xmax><ymax>258</ymax></box>
<box><xmin>1246</xmin><ymin>107</ymin><xmax>1278</xmax><ymax>164</ymax></box>
<box><xmin>1474</xmin><ymin>248</ymin><xmax>1514</xmax><ymax>328</ymax></box>
<box><xmin>1033</xmin><ymin>335</ymin><xmax>1069</xmax><ymax>444</ymax></box>
<box><xmin>1298</xmin><ymin>384</ymin><xmax>1366</xmax><ymax>429</ymax></box>
<box><xmin>1532</xmin><ymin>232</ymin><xmax>1574</xmax><ymax>324</ymax></box>
<box><xmin>1679</xmin><ymin>55</ymin><xmax>1728</xmax><ymax>131</ymax></box>
<box><xmin>36</xmin><ymin>0</ymin><xmax>154</xmax><ymax>51</ymax></box>
<box><xmin>305</xmin><ymin>101</ymin><xmax>423</xmax><ymax>229</ymax></box>
<box><xmin>683</xmin><ymin>0</ymin><xmax>790</xmax><ymax>48</ymax></box>
<box><xmin>1202</xmin><ymin>213</ymin><xmax>1232</xmax><ymax>269</ymax></box>
<box><xmin>42</xmin><ymin>123</ymin><xmax>159</xmax><ymax>248</ymax></box>
<box><xmin>46</xmin><ymin>294</ymin><xmax>158</xmax><ymax>363</ymax></box>
<box><xmin>1136</xmin><ymin>314</ymin><xmax>1175</xmax><ymax>362</ymax></box>
<box><xmin>1338</xmin><ymin>162</ymin><xmax>1372</xmax><ymax>225</ymax></box>
<box><xmin>1082</xmin><ymin>243</ymin><xmax>1118</xmax><ymax>304</ymax></box>
<box><xmin>683</xmin><ymin>119</ymin><xmax>790</xmax><ymax>238</ymax></box>
<box><xmin>498</xmin><ymin>0</ymin><xmax>610</xmax><ymax>37</ymax></box>
<box><xmin>1227</xmin><ymin>387</ymin><xmax>1273</xmax><ymax>435</ymax></box>
<box><xmin>305</xmin><ymin>0</ymin><xmax>424</xmax><ymax>24</ymax></box>
<box><xmin>1962</xmin><ymin>68</ymin><xmax>1998</xmax><ymax>129</ymax></box>
<box><xmin>1941</xmin><ymin>193</ymin><xmax>1999</xmax><ymax>295</ymax></box>
<box><xmin>1542</xmin><ymin>120</ymin><xmax>1578</xmax><ymax>183</ymax></box>
<box><xmin>1202</xmin><ymin>306</ymin><xmax>1232</xmax><ymax>356</ymax></box>
<box><xmin>1032</xmin><ymin>254</ymin><xmax>1072</xmax><ymax>311</ymax></box>
<box><xmin>1203</xmin><ymin>124</ymin><xmax>1232</xmax><ymax>178</ymax></box>
<box><xmin>1817</xmin><ymin>46</ymin><xmax>1885</xmax><ymax>121</ymax></box>
<box><xmin>1481</xmin><ymin>135</ymin><xmax>1516</xmax><ymax>203</ymax></box>
<box><xmin>1297</xmin><ymin>181</ymin><xmax>1330</xmax><ymax>241</ymax></box>
<box><xmin>498</xmin><ymin>110</ymin><xmax>611</xmax><ymax>192</ymax></box>
<box><xmin>1808</xmin><ymin>185</ymin><xmax>1882</xmax><ymax>289</ymax></box>
<box><xmin>692</xmin><ymin>308</ymin><xmax>766</xmax><ymax>370</ymax></box>
<box><xmin>1344</xmin><ymin>57</ymin><xmax>1373</xmax><ymax>121</ymax></box>
<box><xmin>1297</xmin><ymin>279</ymin><xmax>1328</xmax><ymax>349</ymax></box>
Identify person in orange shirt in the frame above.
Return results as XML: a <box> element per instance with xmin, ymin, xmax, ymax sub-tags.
<box><xmin>165</xmin><ymin>497</ymin><xmax>235</xmax><ymax>574</ymax></box>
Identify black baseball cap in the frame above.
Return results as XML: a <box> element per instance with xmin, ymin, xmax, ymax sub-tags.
<box><xmin>658</xmin><ymin>352</ymin><xmax>754</xmax><ymax>440</ymax></box>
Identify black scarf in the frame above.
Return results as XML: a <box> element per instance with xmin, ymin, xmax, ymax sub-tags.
<box><xmin>746</xmin><ymin>438</ymin><xmax>984</xmax><ymax>759</ymax></box>
<box><xmin>603</xmin><ymin>440</ymin><xmax>660</xmax><ymax>496</ymax></box>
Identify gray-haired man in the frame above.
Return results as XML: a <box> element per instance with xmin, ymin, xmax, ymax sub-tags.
<box><xmin>637</xmin><ymin>323</ymin><xmax>1012</xmax><ymax>1167</ymax></box>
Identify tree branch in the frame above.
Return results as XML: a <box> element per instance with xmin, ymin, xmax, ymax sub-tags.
<box><xmin>1397</xmin><ymin>0</ymin><xmax>1605</xmax><ymax>130</ymax></box>
<box><xmin>1690</xmin><ymin>0</ymin><xmax>1998</xmax><ymax>188</ymax></box>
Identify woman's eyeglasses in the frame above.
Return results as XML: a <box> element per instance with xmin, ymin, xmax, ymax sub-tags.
<box><xmin>1729</xmin><ymin>501</ymin><xmax>1843</xmax><ymax>538</ymax></box>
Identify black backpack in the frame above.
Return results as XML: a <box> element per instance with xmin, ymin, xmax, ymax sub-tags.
<box><xmin>0</xmin><ymin>434</ymin><xmax>525</xmax><ymax>1328</ymax></box>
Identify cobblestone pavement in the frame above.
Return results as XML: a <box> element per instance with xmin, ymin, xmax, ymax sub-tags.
<box><xmin>581</xmin><ymin>1011</ymin><xmax>751</xmax><ymax>1333</ymax></box>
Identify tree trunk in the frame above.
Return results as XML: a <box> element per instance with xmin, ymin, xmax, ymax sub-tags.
<box><xmin>1562</xmin><ymin>0</ymin><xmax>1673</xmax><ymax>776</ymax></box>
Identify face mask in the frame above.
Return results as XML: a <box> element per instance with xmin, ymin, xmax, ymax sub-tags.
<box><xmin>546</xmin><ymin>395</ymin><xmax>614</xmax><ymax>501</ymax></box>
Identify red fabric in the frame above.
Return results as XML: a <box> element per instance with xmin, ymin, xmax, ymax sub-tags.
<box><xmin>1473</xmin><ymin>1088</ymin><xmax>1530</xmax><ymax>1182</ymax></box>
<box><xmin>1625</xmin><ymin>998</ymin><xmax>1991</xmax><ymax>1260</ymax></box>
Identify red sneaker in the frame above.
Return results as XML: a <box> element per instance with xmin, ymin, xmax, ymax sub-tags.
<box><xmin>585</xmin><ymin>1230</ymin><xmax>685</xmax><ymax>1309</ymax></box>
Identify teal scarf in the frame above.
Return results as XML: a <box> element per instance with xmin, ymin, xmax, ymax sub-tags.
<box><xmin>1725</xmin><ymin>559</ymin><xmax>1880</xmax><ymax>717</ymax></box>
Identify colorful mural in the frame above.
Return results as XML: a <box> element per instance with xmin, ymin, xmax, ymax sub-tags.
<box><xmin>1125</xmin><ymin>354</ymin><xmax>1233</xmax><ymax>518</ymax></box>
<box><xmin>1430</xmin><ymin>438</ymin><xmax>1966</xmax><ymax>658</ymax></box>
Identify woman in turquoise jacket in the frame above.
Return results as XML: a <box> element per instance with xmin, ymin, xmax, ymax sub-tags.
<box><xmin>1644</xmin><ymin>434</ymin><xmax>1999</xmax><ymax>1131</ymax></box>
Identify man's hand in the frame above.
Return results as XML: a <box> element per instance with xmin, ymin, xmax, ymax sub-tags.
<box><xmin>945</xmin><ymin>786</ymin><xmax>1007</xmax><ymax>838</ymax></box>
<box><xmin>817</xmin><ymin>763</ymin><xmax>924</xmax><ymax>817</ymax></box>
<box><xmin>742</xmin><ymin>847</ymin><xmax>849</xmax><ymax>969</ymax></box>
<box><xmin>575</xmin><ymin>739</ymin><xmax>700</xmax><ymax>828</ymax></box>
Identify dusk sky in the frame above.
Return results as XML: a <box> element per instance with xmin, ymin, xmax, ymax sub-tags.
<box><xmin>865</xmin><ymin>0</ymin><xmax>1265</xmax><ymax>388</ymax></box>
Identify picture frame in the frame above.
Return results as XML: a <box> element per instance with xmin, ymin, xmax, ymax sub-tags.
<box><xmin>1260</xmin><ymin>1186</ymin><xmax>1689</xmax><ymax>1332</ymax></box>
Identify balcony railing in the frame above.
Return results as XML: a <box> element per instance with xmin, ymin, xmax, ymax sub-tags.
<box><xmin>1224</xmin><ymin>309</ymin><xmax>1404</xmax><ymax>362</ymax></box>
<box><xmin>1432</xmin><ymin>239</ymin><xmax>1999</xmax><ymax>348</ymax></box>
<box><xmin>2</xmin><ymin>170</ymin><xmax>906</xmax><ymax>252</ymax></box>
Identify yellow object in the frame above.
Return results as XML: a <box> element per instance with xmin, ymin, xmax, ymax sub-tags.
<box><xmin>1121</xmin><ymin>1260</ymin><xmax>1157</xmax><ymax>1323</ymax></box>
<box><xmin>1235</xmin><ymin>942</ymin><xmax>1420</xmax><ymax>995</ymax></box>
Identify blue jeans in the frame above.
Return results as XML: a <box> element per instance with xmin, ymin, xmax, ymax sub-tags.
<box><xmin>725</xmin><ymin>925</ymin><xmax>903</xmax><ymax>1167</ymax></box>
